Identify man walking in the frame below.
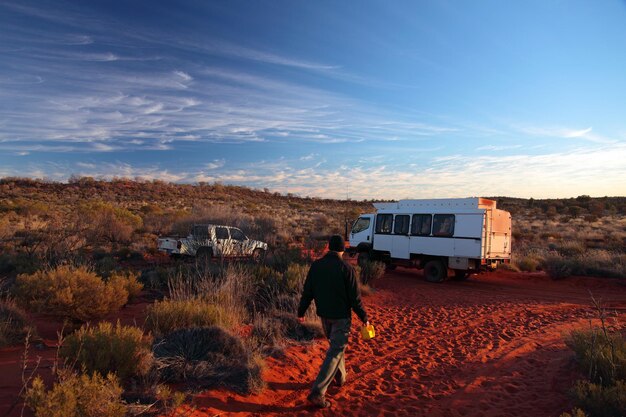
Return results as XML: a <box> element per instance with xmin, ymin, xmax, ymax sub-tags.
<box><xmin>297</xmin><ymin>234</ymin><xmax>369</xmax><ymax>408</ymax></box>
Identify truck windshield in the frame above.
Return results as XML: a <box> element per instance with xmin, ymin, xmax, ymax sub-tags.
<box><xmin>351</xmin><ymin>217</ymin><xmax>370</xmax><ymax>234</ymax></box>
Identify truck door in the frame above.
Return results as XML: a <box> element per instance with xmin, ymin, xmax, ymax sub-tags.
<box><xmin>214</xmin><ymin>226</ymin><xmax>231</xmax><ymax>256</ymax></box>
<box><xmin>229</xmin><ymin>228</ymin><xmax>247</xmax><ymax>256</ymax></box>
<box><xmin>391</xmin><ymin>214</ymin><xmax>411</xmax><ymax>259</ymax></box>
<box><xmin>349</xmin><ymin>215</ymin><xmax>373</xmax><ymax>247</ymax></box>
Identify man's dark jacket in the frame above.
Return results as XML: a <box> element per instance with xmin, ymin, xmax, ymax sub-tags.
<box><xmin>297</xmin><ymin>251</ymin><xmax>368</xmax><ymax>323</ymax></box>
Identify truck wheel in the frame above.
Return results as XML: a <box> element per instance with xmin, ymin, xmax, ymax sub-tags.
<box><xmin>357</xmin><ymin>251</ymin><xmax>370</xmax><ymax>267</ymax></box>
<box><xmin>196</xmin><ymin>247</ymin><xmax>213</xmax><ymax>263</ymax></box>
<box><xmin>453</xmin><ymin>270</ymin><xmax>470</xmax><ymax>281</ymax></box>
<box><xmin>252</xmin><ymin>248</ymin><xmax>265</xmax><ymax>263</ymax></box>
<box><xmin>424</xmin><ymin>260</ymin><xmax>447</xmax><ymax>283</ymax></box>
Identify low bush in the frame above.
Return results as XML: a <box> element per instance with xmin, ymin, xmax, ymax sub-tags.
<box><xmin>14</xmin><ymin>265</ymin><xmax>131</xmax><ymax>321</ymax></box>
<box><xmin>25</xmin><ymin>371</ymin><xmax>126</xmax><ymax>417</ymax></box>
<box><xmin>61</xmin><ymin>322</ymin><xmax>153</xmax><ymax>381</ymax></box>
<box><xmin>360</xmin><ymin>260</ymin><xmax>386</xmax><ymax>285</ymax></box>
<box><xmin>153</xmin><ymin>326</ymin><xmax>264</xmax><ymax>393</ymax></box>
<box><xmin>0</xmin><ymin>299</ymin><xmax>33</xmax><ymax>347</ymax></box>
<box><xmin>108</xmin><ymin>271</ymin><xmax>143</xmax><ymax>301</ymax></box>
<box><xmin>559</xmin><ymin>408</ymin><xmax>588</xmax><ymax>417</ymax></box>
<box><xmin>266</xmin><ymin>246</ymin><xmax>307</xmax><ymax>272</ymax></box>
<box><xmin>565</xmin><ymin>309</ymin><xmax>626</xmax><ymax>416</ymax></box>
<box><xmin>515</xmin><ymin>255</ymin><xmax>542</xmax><ymax>272</ymax></box>
<box><xmin>570</xmin><ymin>379</ymin><xmax>626</xmax><ymax>417</ymax></box>
<box><xmin>566</xmin><ymin>328</ymin><xmax>626</xmax><ymax>385</ymax></box>
<box><xmin>146</xmin><ymin>299</ymin><xmax>232</xmax><ymax>337</ymax></box>
<box><xmin>543</xmin><ymin>251</ymin><xmax>626</xmax><ymax>280</ymax></box>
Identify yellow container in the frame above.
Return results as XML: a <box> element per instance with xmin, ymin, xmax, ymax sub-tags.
<box><xmin>360</xmin><ymin>324</ymin><xmax>376</xmax><ymax>340</ymax></box>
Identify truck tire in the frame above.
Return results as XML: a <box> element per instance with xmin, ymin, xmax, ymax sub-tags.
<box><xmin>196</xmin><ymin>247</ymin><xmax>213</xmax><ymax>263</ymax></box>
<box><xmin>357</xmin><ymin>251</ymin><xmax>370</xmax><ymax>267</ymax></box>
<box><xmin>424</xmin><ymin>260</ymin><xmax>447</xmax><ymax>283</ymax></box>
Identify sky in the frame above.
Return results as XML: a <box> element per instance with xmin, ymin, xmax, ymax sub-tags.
<box><xmin>1</xmin><ymin>0</ymin><xmax>625</xmax><ymax>200</ymax></box>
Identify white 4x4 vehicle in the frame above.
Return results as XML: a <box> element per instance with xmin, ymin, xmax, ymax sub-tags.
<box><xmin>157</xmin><ymin>224</ymin><xmax>268</xmax><ymax>261</ymax></box>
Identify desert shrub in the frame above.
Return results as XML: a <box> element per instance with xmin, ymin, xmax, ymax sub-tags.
<box><xmin>0</xmin><ymin>299</ymin><xmax>33</xmax><ymax>347</ymax></box>
<box><xmin>282</xmin><ymin>263</ymin><xmax>308</xmax><ymax>292</ymax></box>
<box><xmin>557</xmin><ymin>241</ymin><xmax>587</xmax><ymax>257</ymax></box>
<box><xmin>0</xmin><ymin>252</ymin><xmax>42</xmax><ymax>275</ymax></box>
<box><xmin>146</xmin><ymin>299</ymin><xmax>232</xmax><ymax>337</ymax></box>
<box><xmin>266</xmin><ymin>246</ymin><xmax>307</xmax><ymax>272</ymax></box>
<box><xmin>14</xmin><ymin>265</ymin><xmax>130</xmax><ymax>321</ymax></box>
<box><xmin>543</xmin><ymin>251</ymin><xmax>626</xmax><ymax>280</ymax></box>
<box><xmin>139</xmin><ymin>267</ymin><xmax>170</xmax><ymax>290</ymax></box>
<box><xmin>566</xmin><ymin>329</ymin><xmax>626</xmax><ymax>385</ymax></box>
<box><xmin>25</xmin><ymin>371</ymin><xmax>126</xmax><ymax>417</ymax></box>
<box><xmin>559</xmin><ymin>408</ymin><xmax>588</xmax><ymax>417</ymax></box>
<box><xmin>570</xmin><ymin>379</ymin><xmax>626</xmax><ymax>417</ymax></box>
<box><xmin>515</xmin><ymin>255</ymin><xmax>542</xmax><ymax>272</ymax></box>
<box><xmin>61</xmin><ymin>322</ymin><xmax>153</xmax><ymax>381</ymax></box>
<box><xmin>153</xmin><ymin>326</ymin><xmax>264</xmax><ymax>393</ymax></box>
<box><xmin>108</xmin><ymin>271</ymin><xmax>143</xmax><ymax>300</ymax></box>
<box><xmin>360</xmin><ymin>260</ymin><xmax>386</xmax><ymax>285</ymax></box>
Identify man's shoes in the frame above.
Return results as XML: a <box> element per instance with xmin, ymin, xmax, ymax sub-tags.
<box><xmin>333</xmin><ymin>372</ymin><xmax>346</xmax><ymax>387</ymax></box>
<box><xmin>307</xmin><ymin>393</ymin><xmax>330</xmax><ymax>408</ymax></box>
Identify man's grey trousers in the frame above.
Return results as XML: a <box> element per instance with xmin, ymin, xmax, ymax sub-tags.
<box><xmin>311</xmin><ymin>317</ymin><xmax>351</xmax><ymax>397</ymax></box>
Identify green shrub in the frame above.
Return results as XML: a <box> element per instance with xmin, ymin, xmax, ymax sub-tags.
<box><xmin>0</xmin><ymin>299</ymin><xmax>33</xmax><ymax>347</ymax></box>
<box><xmin>146</xmin><ymin>299</ymin><xmax>232</xmax><ymax>337</ymax></box>
<box><xmin>282</xmin><ymin>263</ymin><xmax>308</xmax><ymax>292</ymax></box>
<box><xmin>360</xmin><ymin>260</ymin><xmax>386</xmax><ymax>285</ymax></box>
<box><xmin>61</xmin><ymin>322</ymin><xmax>153</xmax><ymax>381</ymax></box>
<box><xmin>153</xmin><ymin>326</ymin><xmax>264</xmax><ymax>393</ymax></box>
<box><xmin>571</xmin><ymin>379</ymin><xmax>626</xmax><ymax>417</ymax></box>
<box><xmin>14</xmin><ymin>265</ymin><xmax>130</xmax><ymax>321</ymax></box>
<box><xmin>566</xmin><ymin>329</ymin><xmax>626</xmax><ymax>385</ymax></box>
<box><xmin>516</xmin><ymin>255</ymin><xmax>541</xmax><ymax>272</ymax></box>
<box><xmin>25</xmin><ymin>371</ymin><xmax>126</xmax><ymax>417</ymax></box>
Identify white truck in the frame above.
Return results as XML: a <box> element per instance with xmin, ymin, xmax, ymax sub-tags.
<box><xmin>157</xmin><ymin>224</ymin><xmax>268</xmax><ymax>261</ymax></box>
<box><xmin>347</xmin><ymin>198</ymin><xmax>511</xmax><ymax>282</ymax></box>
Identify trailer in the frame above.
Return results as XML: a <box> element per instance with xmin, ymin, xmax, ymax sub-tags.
<box><xmin>346</xmin><ymin>198</ymin><xmax>511</xmax><ymax>282</ymax></box>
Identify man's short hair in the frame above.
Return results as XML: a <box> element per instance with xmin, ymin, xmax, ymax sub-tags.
<box><xmin>328</xmin><ymin>234</ymin><xmax>345</xmax><ymax>252</ymax></box>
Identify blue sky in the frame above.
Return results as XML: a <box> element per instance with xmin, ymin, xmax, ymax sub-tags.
<box><xmin>1</xmin><ymin>0</ymin><xmax>625</xmax><ymax>199</ymax></box>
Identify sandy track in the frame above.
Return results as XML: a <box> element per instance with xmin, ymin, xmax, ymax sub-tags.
<box><xmin>192</xmin><ymin>269</ymin><xmax>626</xmax><ymax>417</ymax></box>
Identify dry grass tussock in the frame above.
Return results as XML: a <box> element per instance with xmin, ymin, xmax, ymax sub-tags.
<box><xmin>561</xmin><ymin>297</ymin><xmax>626</xmax><ymax>417</ymax></box>
<box><xmin>153</xmin><ymin>326</ymin><xmax>265</xmax><ymax>394</ymax></box>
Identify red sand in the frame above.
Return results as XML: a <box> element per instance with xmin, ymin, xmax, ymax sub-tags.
<box><xmin>2</xmin><ymin>269</ymin><xmax>626</xmax><ymax>417</ymax></box>
<box><xmin>185</xmin><ymin>268</ymin><xmax>626</xmax><ymax>417</ymax></box>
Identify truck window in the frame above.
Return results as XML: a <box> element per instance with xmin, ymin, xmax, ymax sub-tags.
<box><xmin>375</xmin><ymin>214</ymin><xmax>393</xmax><ymax>234</ymax></box>
<box><xmin>433</xmin><ymin>214</ymin><xmax>455</xmax><ymax>237</ymax></box>
<box><xmin>193</xmin><ymin>225</ymin><xmax>208</xmax><ymax>239</ymax></box>
<box><xmin>393</xmin><ymin>215</ymin><xmax>410</xmax><ymax>235</ymax></box>
<box><xmin>215</xmin><ymin>227</ymin><xmax>230</xmax><ymax>239</ymax></box>
<box><xmin>411</xmin><ymin>214</ymin><xmax>432</xmax><ymax>236</ymax></box>
<box><xmin>230</xmin><ymin>228</ymin><xmax>246</xmax><ymax>241</ymax></box>
<box><xmin>351</xmin><ymin>217</ymin><xmax>370</xmax><ymax>234</ymax></box>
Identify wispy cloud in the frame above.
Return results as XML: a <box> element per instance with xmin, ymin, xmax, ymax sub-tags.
<box><xmin>516</xmin><ymin>125</ymin><xmax>616</xmax><ymax>144</ymax></box>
